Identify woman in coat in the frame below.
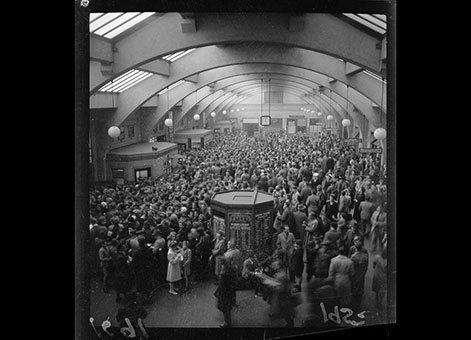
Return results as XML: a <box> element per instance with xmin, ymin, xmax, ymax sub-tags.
<box><xmin>167</xmin><ymin>241</ymin><xmax>183</xmax><ymax>295</ymax></box>
<box><xmin>327</xmin><ymin>246</ymin><xmax>355</xmax><ymax>307</ymax></box>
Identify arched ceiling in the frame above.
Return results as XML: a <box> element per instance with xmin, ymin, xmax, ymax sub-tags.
<box><xmin>90</xmin><ymin>12</ymin><xmax>388</xmax><ymax>132</ymax></box>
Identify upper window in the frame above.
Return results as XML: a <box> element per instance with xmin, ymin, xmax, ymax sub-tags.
<box><xmin>97</xmin><ymin>69</ymin><xmax>153</xmax><ymax>93</ymax></box>
<box><xmin>90</xmin><ymin>12</ymin><xmax>157</xmax><ymax>40</ymax></box>
<box><xmin>162</xmin><ymin>49</ymin><xmax>196</xmax><ymax>63</ymax></box>
<box><xmin>342</xmin><ymin>14</ymin><xmax>386</xmax><ymax>35</ymax></box>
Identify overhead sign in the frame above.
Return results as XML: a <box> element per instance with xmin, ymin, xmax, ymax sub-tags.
<box><xmin>260</xmin><ymin>115</ymin><xmax>271</xmax><ymax>126</ymax></box>
<box><xmin>344</xmin><ymin>138</ymin><xmax>361</xmax><ymax>146</ymax></box>
<box><xmin>359</xmin><ymin>147</ymin><xmax>382</xmax><ymax>154</ymax></box>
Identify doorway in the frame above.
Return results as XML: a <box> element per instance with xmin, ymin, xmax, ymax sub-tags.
<box><xmin>135</xmin><ymin>168</ymin><xmax>151</xmax><ymax>181</ymax></box>
<box><xmin>287</xmin><ymin>119</ymin><xmax>296</xmax><ymax>134</ymax></box>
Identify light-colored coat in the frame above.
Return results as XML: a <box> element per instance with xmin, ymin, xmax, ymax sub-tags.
<box><xmin>328</xmin><ymin>254</ymin><xmax>355</xmax><ymax>306</ymax></box>
<box><xmin>212</xmin><ymin>238</ymin><xmax>226</xmax><ymax>276</ymax></box>
<box><xmin>167</xmin><ymin>248</ymin><xmax>183</xmax><ymax>282</ymax></box>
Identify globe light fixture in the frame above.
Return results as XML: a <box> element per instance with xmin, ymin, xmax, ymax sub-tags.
<box><xmin>317</xmin><ymin>111</ymin><xmax>322</xmax><ymax>116</ymax></box>
<box><xmin>164</xmin><ymin>118</ymin><xmax>173</xmax><ymax>127</ymax></box>
<box><xmin>342</xmin><ymin>119</ymin><xmax>351</xmax><ymax>127</ymax></box>
<box><xmin>210</xmin><ymin>112</ymin><xmax>216</xmax><ymax>118</ymax></box>
<box><xmin>108</xmin><ymin>126</ymin><xmax>120</xmax><ymax>138</ymax></box>
<box><xmin>374</xmin><ymin>127</ymin><xmax>387</xmax><ymax>140</ymax></box>
<box><xmin>230</xmin><ymin>109</ymin><xmax>234</xmax><ymax>112</ymax></box>
<box><xmin>327</xmin><ymin>115</ymin><xmax>334</xmax><ymax>121</ymax></box>
<box><xmin>222</xmin><ymin>110</ymin><xmax>227</xmax><ymax>114</ymax></box>
<box><xmin>193</xmin><ymin>114</ymin><xmax>200</xmax><ymax>121</ymax></box>
<box><xmin>236</xmin><ymin>108</ymin><xmax>240</xmax><ymax>112</ymax></box>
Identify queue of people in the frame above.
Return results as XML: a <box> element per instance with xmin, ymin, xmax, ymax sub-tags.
<box><xmin>89</xmin><ymin>129</ymin><xmax>388</xmax><ymax>326</ymax></box>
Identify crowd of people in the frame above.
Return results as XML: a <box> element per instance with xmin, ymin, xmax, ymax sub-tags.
<box><xmin>89</xmin><ymin>129</ymin><xmax>388</xmax><ymax>328</ymax></box>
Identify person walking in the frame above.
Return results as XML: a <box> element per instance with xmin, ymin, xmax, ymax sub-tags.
<box><xmin>327</xmin><ymin>246</ymin><xmax>355</xmax><ymax>307</ymax></box>
<box><xmin>349</xmin><ymin>237</ymin><xmax>369</xmax><ymax>311</ymax></box>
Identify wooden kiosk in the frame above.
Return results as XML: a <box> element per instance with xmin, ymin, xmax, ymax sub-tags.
<box><xmin>210</xmin><ymin>189</ymin><xmax>274</xmax><ymax>258</ymax></box>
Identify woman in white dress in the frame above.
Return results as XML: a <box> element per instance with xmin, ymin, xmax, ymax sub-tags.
<box><xmin>167</xmin><ymin>241</ymin><xmax>183</xmax><ymax>295</ymax></box>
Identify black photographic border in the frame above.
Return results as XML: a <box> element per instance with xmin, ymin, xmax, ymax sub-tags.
<box><xmin>75</xmin><ymin>1</ymin><xmax>399</xmax><ymax>339</ymax></box>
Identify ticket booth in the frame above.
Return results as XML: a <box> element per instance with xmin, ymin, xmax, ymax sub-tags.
<box><xmin>210</xmin><ymin>189</ymin><xmax>274</xmax><ymax>259</ymax></box>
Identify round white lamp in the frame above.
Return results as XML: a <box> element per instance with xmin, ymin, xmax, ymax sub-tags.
<box><xmin>374</xmin><ymin>127</ymin><xmax>387</xmax><ymax>140</ymax></box>
<box><xmin>327</xmin><ymin>115</ymin><xmax>334</xmax><ymax>121</ymax></box>
<box><xmin>342</xmin><ymin>119</ymin><xmax>351</xmax><ymax>127</ymax></box>
<box><xmin>317</xmin><ymin>111</ymin><xmax>322</xmax><ymax>116</ymax></box>
<box><xmin>210</xmin><ymin>112</ymin><xmax>216</xmax><ymax>118</ymax></box>
<box><xmin>230</xmin><ymin>109</ymin><xmax>234</xmax><ymax>112</ymax></box>
<box><xmin>164</xmin><ymin>118</ymin><xmax>173</xmax><ymax>127</ymax></box>
<box><xmin>222</xmin><ymin>110</ymin><xmax>227</xmax><ymax>115</ymax></box>
<box><xmin>108</xmin><ymin>126</ymin><xmax>120</xmax><ymax>138</ymax></box>
<box><xmin>193</xmin><ymin>114</ymin><xmax>200</xmax><ymax>121</ymax></box>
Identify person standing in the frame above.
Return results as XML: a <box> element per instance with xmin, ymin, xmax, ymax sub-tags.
<box><xmin>132</xmin><ymin>238</ymin><xmax>154</xmax><ymax>305</ymax></box>
<box><xmin>167</xmin><ymin>241</ymin><xmax>184</xmax><ymax>295</ymax></box>
<box><xmin>151</xmin><ymin>229</ymin><xmax>167</xmax><ymax>286</ymax></box>
<box><xmin>276</xmin><ymin>225</ymin><xmax>295</xmax><ymax>277</ymax></box>
<box><xmin>370</xmin><ymin>204</ymin><xmax>387</xmax><ymax>253</ymax></box>
<box><xmin>359</xmin><ymin>196</ymin><xmax>374</xmax><ymax>237</ymax></box>
<box><xmin>113</xmin><ymin>243</ymin><xmax>133</xmax><ymax>303</ymax></box>
<box><xmin>372</xmin><ymin>247</ymin><xmax>387</xmax><ymax>320</ymax></box>
<box><xmin>327</xmin><ymin>246</ymin><xmax>355</xmax><ymax>307</ymax></box>
<box><xmin>292</xmin><ymin>204</ymin><xmax>308</xmax><ymax>241</ymax></box>
<box><xmin>211</xmin><ymin>230</ymin><xmax>227</xmax><ymax>282</ymax></box>
<box><xmin>98</xmin><ymin>241</ymin><xmax>112</xmax><ymax>293</ymax></box>
<box><xmin>180</xmin><ymin>240</ymin><xmax>192</xmax><ymax>291</ymax></box>
<box><xmin>214</xmin><ymin>259</ymin><xmax>237</xmax><ymax>328</ymax></box>
<box><xmin>349</xmin><ymin>237</ymin><xmax>369</xmax><ymax>311</ymax></box>
<box><xmin>291</xmin><ymin>240</ymin><xmax>304</xmax><ymax>292</ymax></box>
<box><xmin>323</xmin><ymin>222</ymin><xmax>341</xmax><ymax>246</ymax></box>
<box><xmin>324</xmin><ymin>194</ymin><xmax>339</xmax><ymax>222</ymax></box>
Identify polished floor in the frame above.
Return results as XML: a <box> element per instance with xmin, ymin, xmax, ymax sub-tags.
<box><xmin>90</xmin><ymin>238</ymin><xmax>383</xmax><ymax>328</ymax></box>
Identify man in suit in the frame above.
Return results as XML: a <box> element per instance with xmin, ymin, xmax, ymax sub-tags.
<box><xmin>323</xmin><ymin>222</ymin><xmax>341</xmax><ymax>247</ymax></box>
<box><xmin>279</xmin><ymin>201</ymin><xmax>296</xmax><ymax>236</ymax></box>
<box><xmin>276</xmin><ymin>225</ymin><xmax>295</xmax><ymax>274</ymax></box>
<box><xmin>293</xmin><ymin>204</ymin><xmax>308</xmax><ymax>241</ymax></box>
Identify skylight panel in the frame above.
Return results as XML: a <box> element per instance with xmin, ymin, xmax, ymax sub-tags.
<box><xmin>93</xmin><ymin>12</ymin><xmax>141</xmax><ymax>36</ymax></box>
<box><xmin>90</xmin><ymin>12</ymin><xmax>124</xmax><ymax>33</ymax></box>
<box><xmin>356</xmin><ymin>14</ymin><xmax>386</xmax><ymax>30</ymax></box>
<box><xmin>104</xmin><ymin>12</ymin><xmax>156</xmax><ymax>39</ymax></box>
<box><xmin>99</xmin><ymin>70</ymin><xmax>141</xmax><ymax>92</ymax></box>
<box><xmin>372</xmin><ymin>14</ymin><xmax>387</xmax><ymax>23</ymax></box>
<box><xmin>90</xmin><ymin>13</ymin><xmax>105</xmax><ymax>22</ymax></box>
<box><xmin>162</xmin><ymin>48</ymin><xmax>196</xmax><ymax>62</ymax></box>
<box><xmin>363</xmin><ymin>70</ymin><xmax>386</xmax><ymax>83</ymax></box>
<box><xmin>107</xmin><ymin>72</ymin><xmax>149</xmax><ymax>92</ymax></box>
<box><xmin>98</xmin><ymin>70</ymin><xmax>153</xmax><ymax>93</ymax></box>
<box><xmin>116</xmin><ymin>73</ymin><xmax>153</xmax><ymax>93</ymax></box>
<box><xmin>343</xmin><ymin>13</ymin><xmax>385</xmax><ymax>34</ymax></box>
